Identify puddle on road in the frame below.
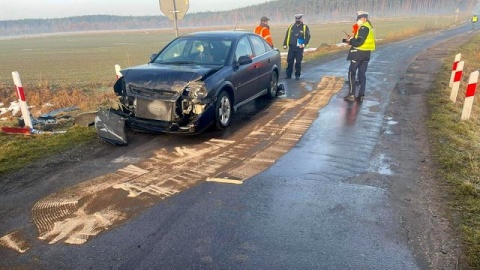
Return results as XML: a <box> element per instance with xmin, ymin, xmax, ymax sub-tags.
<box><xmin>1</xmin><ymin>76</ymin><xmax>344</xmax><ymax>253</ymax></box>
<box><xmin>369</xmin><ymin>153</ymin><xmax>394</xmax><ymax>176</ymax></box>
<box><xmin>383</xmin><ymin>116</ymin><xmax>398</xmax><ymax>135</ymax></box>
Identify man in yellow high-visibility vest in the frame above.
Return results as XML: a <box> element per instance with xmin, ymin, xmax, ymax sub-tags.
<box><xmin>472</xmin><ymin>15</ymin><xmax>478</xmax><ymax>29</ymax></box>
<box><xmin>344</xmin><ymin>11</ymin><xmax>376</xmax><ymax>102</ymax></box>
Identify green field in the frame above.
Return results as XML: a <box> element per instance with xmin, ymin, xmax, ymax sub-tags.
<box><xmin>0</xmin><ymin>15</ymin><xmax>462</xmax><ymax>99</ymax></box>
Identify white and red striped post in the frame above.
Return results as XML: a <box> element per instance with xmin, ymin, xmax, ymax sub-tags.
<box><xmin>450</xmin><ymin>61</ymin><xmax>464</xmax><ymax>102</ymax></box>
<box><xmin>115</xmin><ymin>64</ymin><xmax>122</xmax><ymax>79</ymax></box>
<box><xmin>461</xmin><ymin>71</ymin><xmax>479</xmax><ymax>120</ymax></box>
<box><xmin>449</xmin><ymin>53</ymin><xmax>461</xmax><ymax>88</ymax></box>
<box><xmin>11</xmin><ymin>71</ymin><xmax>33</xmax><ymax>129</ymax></box>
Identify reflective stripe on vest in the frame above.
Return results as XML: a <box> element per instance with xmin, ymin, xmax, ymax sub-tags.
<box><xmin>355</xmin><ymin>22</ymin><xmax>375</xmax><ymax>51</ymax></box>
<box><xmin>255</xmin><ymin>26</ymin><xmax>273</xmax><ymax>45</ymax></box>
<box><xmin>256</xmin><ymin>27</ymin><xmax>271</xmax><ymax>40</ymax></box>
<box><xmin>255</xmin><ymin>26</ymin><xmax>265</xmax><ymax>36</ymax></box>
<box><xmin>286</xmin><ymin>24</ymin><xmax>307</xmax><ymax>46</ymax></box>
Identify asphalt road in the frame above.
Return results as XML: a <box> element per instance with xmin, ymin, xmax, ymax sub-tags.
<box><xmin>0</xmin><ymin>23</ymin><xmax>473</xmax><ymax>269</ymax></box>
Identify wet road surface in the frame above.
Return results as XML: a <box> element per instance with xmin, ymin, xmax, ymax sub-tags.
<box><xmin>0</xmin><ymin>23</ymin><xmax>473</xmax><ymax>269</ymax></box>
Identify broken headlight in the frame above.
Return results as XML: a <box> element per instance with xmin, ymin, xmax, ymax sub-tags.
<box><xmin>113</xmin><ymin>77</ymin><xmax>126</xmax><ymax>96</ymax></box>
<box><xmin>186</xmin><ymin>81</ymin><xmax>208</xmax><ymax>103</ymax></box>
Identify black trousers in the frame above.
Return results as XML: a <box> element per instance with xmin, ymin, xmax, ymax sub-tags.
<box><xmin>348</xmin><ymin>59</ymin><xmax>369</xmax><ymax>97</ymax></box>
<box><xmin>286</xmin><ymin>49</ymin><xmax>304</xmax><ymax>78</ymax></box>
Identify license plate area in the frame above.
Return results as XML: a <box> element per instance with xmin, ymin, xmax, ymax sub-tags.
<box><xmin>135</xmin><ymin>98</ymin><xmax>174</xmax><ymax>121</ymax></box>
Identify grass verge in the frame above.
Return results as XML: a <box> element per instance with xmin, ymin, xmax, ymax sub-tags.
<box><xmin>427</xmin><ymin>33</ymin><xmax>480</xmax><ymax>268</ymax></box>
<box><xmin>0</xmin><ymin>125</ymin><xmax>97</xmax><ymax>175</ymax></box>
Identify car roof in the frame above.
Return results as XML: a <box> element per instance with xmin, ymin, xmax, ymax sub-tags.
<box><xmin>180</xmin><ymin>30</ymin><xmax>251</xmax><ymax>39</ymax></box>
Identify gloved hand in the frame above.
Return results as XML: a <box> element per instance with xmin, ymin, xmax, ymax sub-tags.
<box><xmin>283</xmin><ymin>45</ymin><xmax>287</xmax><ymax>49</ymax></box>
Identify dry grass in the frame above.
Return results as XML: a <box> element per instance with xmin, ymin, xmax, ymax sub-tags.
<box><xmin>24</xmin><ymin>86</ymin><xmax>116</xmax><ymax>115</ymax></box>
<box><xmin>0</xmin><ymin>85</ymin><xmax>117</xmax><ymax>122</ymax></box>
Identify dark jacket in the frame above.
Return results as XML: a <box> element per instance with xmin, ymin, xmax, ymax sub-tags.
<box><xmin>346</xmin><ymin>23</ymin><xmax>372</xmax><ymax>61</ymax></box>
<box><xmin>283</xmin><ymin>23</ymin><xmax>311</xmax><ymax>51</ymax></box>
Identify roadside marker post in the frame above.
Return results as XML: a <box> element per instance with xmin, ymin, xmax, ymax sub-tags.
<box><xmin>450</xmin><ymin>61</ymin><xmax>464</xmax><ymax>102</ymax></box>
<box><xmin>449</xmin><ymin>53</ymin><xmax>461</xmax><ymax>88</ymax></box>
<box><xmin>11</xmin><ymin>71</ymin><xmax>33</xmax><ymax>129</ymax></box>
<box><xmin>461</xmin><ymin>71</ymin><xmax>479</xmax><ymax>120</ymax></box>
<box><xmin>115</xmin><ymin>64</ymin><xmax>122</xmax><ymax>79</ymax></box>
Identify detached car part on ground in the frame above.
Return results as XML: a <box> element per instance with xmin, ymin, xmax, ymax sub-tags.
<box><xmin>96</xmin><ymin>31</ymin><xmax>283</xmax><ymax>145</ymax></box>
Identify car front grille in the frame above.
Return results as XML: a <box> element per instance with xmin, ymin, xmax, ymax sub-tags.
<box><xmin>135</xmin><ymin>98</ymin><xmax>175</xmax><ymax>121</ymax></box>
<box><xmin>130</xmin><ymin>86</ymin><xmax>177</xmax><ymax>99</ymax></box>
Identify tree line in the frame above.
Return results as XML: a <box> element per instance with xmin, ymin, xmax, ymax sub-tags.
<box><xmin>0</xmin><ymin>0</ymin><xmax>477</xmax><ymax>37</ymax></box>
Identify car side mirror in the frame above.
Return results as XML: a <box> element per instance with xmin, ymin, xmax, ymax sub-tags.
<box><xmin>237</xmin><ymin>55</ymin><xmax>252</xmax><ymax>66</ymax></box>
<box><xmin>150</xmin><ymin>53</ymin><xmax>157</xmax><ymax>62</ymax></box>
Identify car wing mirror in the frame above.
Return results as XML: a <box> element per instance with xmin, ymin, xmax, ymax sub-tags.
<box><xmin>237</xmin><ymin>55</ymin><xmax>253</xmax><ymax>66</ymax></box>
<box><xmin>150</xmin><ymin>53</ymin><xmax>157</xmax><ymax>62</ymax></box>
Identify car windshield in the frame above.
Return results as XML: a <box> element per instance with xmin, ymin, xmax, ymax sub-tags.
<box><xmin>152</xmin><ymin>36</ymin><xmax>233</xmax><ymax>66</ymax></box>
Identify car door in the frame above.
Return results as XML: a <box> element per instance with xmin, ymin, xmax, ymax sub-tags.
<box><xmin>249</xmin><ymin>35</ymin><xmax>272</xmax><ymax>93</ymax></box>
<box><xmin>231</xmin><ymin>36</ymin><xmax>258</xmax><ymax>105</ymax></box>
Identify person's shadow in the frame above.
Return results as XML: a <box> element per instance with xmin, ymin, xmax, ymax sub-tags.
<box><xmin>344</xmin><ymin>101</ymin><xmax>362</xmax><ymax>126</ymax></box>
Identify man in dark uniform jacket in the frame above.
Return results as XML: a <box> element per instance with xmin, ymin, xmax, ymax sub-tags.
<box><xmin>283</xmin><ymin>14</ymin><xmax>311</xmax><ymax>79</ymax></box>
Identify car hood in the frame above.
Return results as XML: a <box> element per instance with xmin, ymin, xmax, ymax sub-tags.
<box><xmin>122</xmin><ymin>63</ymin><xmax>220</xmax><ymax>94</ymax></box>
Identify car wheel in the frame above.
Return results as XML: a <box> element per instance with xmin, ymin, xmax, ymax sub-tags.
<box><xmin>215</xmin><ymin>91</ymin><xmax>232</xmax><ymax>129</ymax></box>
<box><xmin>266</xmin><ymin>72</ymin><xmax>278</xmax><ymax>99</ymax></box>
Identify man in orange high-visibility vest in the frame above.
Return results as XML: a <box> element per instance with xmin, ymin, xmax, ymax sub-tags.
<box><xmin>254</xmin><ymin>16</ymin><xmax>273</xmax><ymax>46</ymax></box>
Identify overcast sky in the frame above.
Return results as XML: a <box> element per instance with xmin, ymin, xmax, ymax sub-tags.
<box><xmin>1</xmin><ymin>0</ymin><xmax>266</xmax><ymax>20</ymax></box>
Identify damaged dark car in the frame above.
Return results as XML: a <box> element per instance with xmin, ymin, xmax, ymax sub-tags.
<box><xmin>96</xmin><ymin>30</ymin><xmax>282</xmax><ymax>145</ymax></box>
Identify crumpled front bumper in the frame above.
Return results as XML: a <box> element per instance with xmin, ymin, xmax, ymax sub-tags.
<box><xmin>95</xmin><ymin>103</ymin><xmax>215</xmax><ymax>145</ymax></box>
<box><xmin>95</xmin><ymin>108</ymin><xmax>128</xmax><ymax>145</ymax></box>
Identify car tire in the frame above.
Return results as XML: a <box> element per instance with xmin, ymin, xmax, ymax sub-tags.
<box><xmin>267</xmin><ymin>72</ymin><xmax>278</xmax><ymax>99</ymax></box>
<box><xmin>214</xmin><ymin>91</ymin><xmax>232</xmax><ymax>129</ymax></box>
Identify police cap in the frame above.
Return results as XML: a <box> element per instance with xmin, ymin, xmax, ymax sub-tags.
<box><xmin>357</xmin><ymin>11</ymin><xmax>369</xmax><ymax>19</ymax></box>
